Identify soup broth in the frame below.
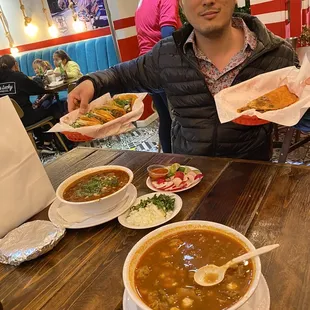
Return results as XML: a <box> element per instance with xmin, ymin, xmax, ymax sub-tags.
<box><xmin>135</xmin><ymin>230</ymin><xmax>253</xmax><ymax>310</ymax></box>
<box><xmin>63</xmin><ymin>170</ymin><xmax>129</xmax><ymax>202</ymax></box>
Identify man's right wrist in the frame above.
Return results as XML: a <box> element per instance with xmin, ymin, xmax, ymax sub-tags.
<box><xmin>78</xmin><ymin>75</ymin><xmax>98</xmax><ymax>99</ymax></box>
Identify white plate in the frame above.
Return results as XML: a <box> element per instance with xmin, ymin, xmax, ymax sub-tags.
<box><xmin>118</xmin><ymin>192</ymin><xmax>182</xmax><ymax>229</ymax></box>
<box><xmin>48</xmin><ymin>184</ymin><xmax>137</xmax><ymax>229</ymax></box>
<box><xmin>123</xmin><ymin>274</ymin><xmax>270</xmax><ymax>310</ymax></box>
<box><xmin>48</xmin><ymin>80</ymin><xmax>64</xmax><ymax>87</ymax></box>
<box><xmin>146</xmin><ymin>166</ymin><xmax>203</xmax><ymax>193</ymax></box>
<box><xmin>241</xmin><ymin>275</ymin><xmax>270</xmax><ymax>309</ymax></box>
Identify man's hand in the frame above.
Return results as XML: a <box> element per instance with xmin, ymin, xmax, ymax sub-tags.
<box><xmin>68</xmin><ymin>80</ymin><xmax>95</xmax><ymax>114</ymax></box>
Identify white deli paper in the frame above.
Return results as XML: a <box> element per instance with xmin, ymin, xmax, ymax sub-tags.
<box><xmin>0</xmin><ymin>96</ymin><xmax>55</xmax><ymax>238</ymax></box>
<box><xmin>214</xmin><ymin>54</ymin><xmax>310</xmax><ymax>126</ymax></box>
<box><xmin>48</xmin><ymin>92</ymin><xmax>147</xmax><ymax>139</ymax></box>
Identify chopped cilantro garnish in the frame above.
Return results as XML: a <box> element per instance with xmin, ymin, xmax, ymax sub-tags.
<box><xmin>129</xmin><ymin>194</ymin><xmax>175</xmax><ymax>214</ymax></box>
<box><xmin>71</xmin><ymin>122</ymin><xmax>82</xmax><ymax>128</ymax></box>
<box><xmin>75</xmin><ymin>175</ymin><xmax>119</xmax><ymax>198</ymax></box>
<box><xmin>114</xmin><ymin>98</ymin><xmax>131</xmax><ymax>108</ymax></box>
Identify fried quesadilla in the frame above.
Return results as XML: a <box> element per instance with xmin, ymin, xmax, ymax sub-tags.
<box><xmin>237</xmin><ymin>85</ymin><xmax>299</xmax><ymax>113</ymax></box>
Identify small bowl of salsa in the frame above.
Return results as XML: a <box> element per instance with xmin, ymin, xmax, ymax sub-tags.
<box><xmin>147</xmin><ymin>165</ymin><xmax>169</xmax><ymax>181</ymax></box>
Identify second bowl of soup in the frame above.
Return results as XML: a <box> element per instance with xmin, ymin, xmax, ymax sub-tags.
<box><xmin>56</xmin><ymin>165</ymin><xmax>133</xmax><ymax>212</ymax></box>
<box><xmin>123</xmin><ymin>221</ymin><xmax>261</xmax><ymax>310</ymax></box>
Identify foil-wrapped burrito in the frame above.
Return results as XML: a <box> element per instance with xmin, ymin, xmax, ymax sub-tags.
<box><xmin>0</xmin><ymin>220</ymin><xmax>65</xmax><ymax>266</ymax></box>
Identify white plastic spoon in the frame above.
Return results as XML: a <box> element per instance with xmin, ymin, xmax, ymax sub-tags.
<box><xmin>194</xmin><ymin>244</ymin><xmax>279</xmax><ymax>287</ymax></box>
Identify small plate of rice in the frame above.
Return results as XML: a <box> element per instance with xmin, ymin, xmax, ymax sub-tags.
<box><xmin>118</xmin><ymin>192</ymin><xmax>182</xmax><ymax>229</ymax></box>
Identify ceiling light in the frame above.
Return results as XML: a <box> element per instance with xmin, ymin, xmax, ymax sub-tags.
<box><xmin>48</xmin><ymin>24</ymin><xmax>58</xmax><ymax>38</ymax></box>
<box><xmin>41</xmin><ymin>0</ymin><xmax>59</xmax><ymax>38</ymax></box>
<box><xmin>24</xmin><ymin>22</ymin><xmax>38</xmax><ymax>37</ymax></box>
<box><xmin>0</xmin><ymin>6</ymin><xmax>19</xmax><ymax>56</ymax></box>
<box><xmin>72</xmin><ymin>20</ymin><xmax>85</xmax><ymax>33</ymax></box>
<box><xmin>69</xmin><ymin>1</ymin><xmax>85</xmax><ymax>33</ymax></box>
<box><xmin>10</xmin><ymin>46</ymin><xmax>19</xmax><ymax>56</ymax></box>
<box><xmin>19</xmin><ymin>0</ymin><xmax>38</xmax><ymax>37</ymax></box>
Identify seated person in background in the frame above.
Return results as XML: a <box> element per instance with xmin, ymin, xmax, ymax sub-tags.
<box><xmin>33</xmin><ymin>58</ymin><xmax>53</xmax><ymax>77</ymax></box>
<box><xmin>0</xmin><ymin>55</ymin><xmax>62</xmax><ymax>153</ymax></box>
<box><xmin>53</xmin><ymin>50</ymin><xmax>83</xmax><ymax>80</ymax></box>
<box><xmin>32</xmin><ymin>59</ymin><xmax>55</xmax><ymax>110</ymax></box>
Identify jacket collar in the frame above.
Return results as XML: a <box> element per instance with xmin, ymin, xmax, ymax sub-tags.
<box><xmin>173</xmin><ymin>13</ymin><xmax>284</xmax><ymax>54</ymax></box>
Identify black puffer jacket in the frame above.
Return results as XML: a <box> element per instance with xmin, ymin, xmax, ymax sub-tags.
<box><xmin>85</xmin><ymin>14</ymin><xmax>299</xmax><ymax>160</ymax></box>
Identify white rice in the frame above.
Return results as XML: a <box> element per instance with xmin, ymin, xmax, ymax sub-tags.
<box><xmin>126</xmin><ymin>203</ymin><xmax>172</xmax><ymax>226</ymax></box>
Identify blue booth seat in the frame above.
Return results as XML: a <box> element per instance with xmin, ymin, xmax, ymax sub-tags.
<box><xmin>16</xmin><ymin>35</ymin><xmax>118</xmax><ymax>102</ymax></box>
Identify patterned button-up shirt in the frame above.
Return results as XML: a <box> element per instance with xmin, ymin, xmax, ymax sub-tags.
<box><xmin>184</xmin><ymin>18</ymin><xmax>257</xmax><ymax>96</ymax></box>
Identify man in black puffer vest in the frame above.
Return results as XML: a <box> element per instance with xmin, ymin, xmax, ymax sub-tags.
<box><xmin>68</xmin><ymin>1</ymin><xmax>299</xmax><ymax>161</ymax></box>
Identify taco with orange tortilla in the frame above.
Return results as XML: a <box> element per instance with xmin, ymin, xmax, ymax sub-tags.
<box><xmin>112</xmin><ymin>94</ymin><xmax>138</xmax><ymax>112</ymax></box>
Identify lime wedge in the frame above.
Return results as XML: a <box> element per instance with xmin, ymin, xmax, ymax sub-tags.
<box><xmin>183</xmin><ymin>167</ymin><xmax>191</xmax><ymax>174</ymax></box>
<box><xmin>169</xmin><ymin>163</ymin><xmax>181</xmax><ymax>175</ymax></box>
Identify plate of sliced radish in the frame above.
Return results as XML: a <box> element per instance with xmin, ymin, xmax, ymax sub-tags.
<box><xmin>146</xmin><ymin>163</ymin><xmax>203</xmax><ymax>193</ymax></box>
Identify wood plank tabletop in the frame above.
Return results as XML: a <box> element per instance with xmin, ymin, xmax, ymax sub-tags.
<box><xmin>0</xmin><ymin>147</ymin><xmax>310</xmax><ymax>310</ymax></box>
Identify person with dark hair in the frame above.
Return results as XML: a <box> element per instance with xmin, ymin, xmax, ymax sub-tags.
<box><xmin>53</xmin><ymin>50</ymin><xmax>83</xmax><ymax>80</ymax></box>
<box><xmin>135</xmin><ymin>0</ymin><xmax>181</xmax><ymax>153</ymax></box>
<box><xmin>0</xmin><ymin>54</ymin><xmax>61</xmax><ymax>153</ymax></box>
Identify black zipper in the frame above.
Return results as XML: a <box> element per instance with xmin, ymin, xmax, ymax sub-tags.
<box><xmin>231</xmin><ymin>43</ymin><xmax>280</xmax><ymax>86</ymax></box>
<box><xmin>179</xmin><ymin>50</ymin><xmax>221</xmax><ymax>156</ymax></box>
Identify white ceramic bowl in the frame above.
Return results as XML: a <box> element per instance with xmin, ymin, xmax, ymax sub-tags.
<box><xmin>123</xmin><ymin>220</ymin><xmax>261</xmax><ymax>310</ymax></box>
<box><xmin>56</xmin><ymin>165</ymin><xmax>133</xmax><ymax>213</ymax></box>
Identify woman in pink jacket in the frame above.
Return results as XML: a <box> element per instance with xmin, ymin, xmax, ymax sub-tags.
<box><xmin>135</xmin><ymin>0</ymin><xmax>181</xmax><ymax>153</ymax></box>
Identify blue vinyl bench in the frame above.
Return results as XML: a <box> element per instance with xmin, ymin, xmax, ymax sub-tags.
<box><xmin>16</xmin><ymin>35</ymin><xmax>118</xmax><ymax>101</ymax></box>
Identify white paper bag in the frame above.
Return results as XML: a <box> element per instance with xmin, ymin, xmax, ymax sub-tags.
<box><xmin>0</xmin><ymin>96</ymin><xmax>55</xmax><ymax>238</ymax></box>
<box><xmin>214</xmin><ymin>54</ymin><xmax>310</xmax><ymax>126</ymax></box>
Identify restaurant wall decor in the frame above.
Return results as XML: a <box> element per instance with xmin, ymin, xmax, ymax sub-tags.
<box><xmin>41</xmin><ymin>0</ymin><xmax>59</xmax><ymax>38</ymax></box>
<box><xmin>47</xmin><ymin>0</ymin><xmax>109</xmax><ymax>35</ymax></box>
<box><xmin>19</xmin><ymin>0</ymin><xmax>39</xmax><ymax>37</ymax></box>
<box><xmin>0</xmin><ymin>5</ymin><xmax>19</xmax><ymax>55</ymax></box>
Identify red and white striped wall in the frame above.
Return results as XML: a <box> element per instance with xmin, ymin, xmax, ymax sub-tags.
<box><xmin>249</xmin><ymin>0</ymin><xmax>305</xmax><ymax>39</ymax></box>
<box><xmin>250</xmin><ymin>0</ymin><xmax>289</xmax><ymax>38</ymax></box>
<box><xmin>302</xmin><ymin>0</ymin><xmax>310</xmax><ymax>26</ymax></box>
<box><xmin>108</xmin><ymin>0</ymin><xmax>140</xmax><ymax>61</ymax></box>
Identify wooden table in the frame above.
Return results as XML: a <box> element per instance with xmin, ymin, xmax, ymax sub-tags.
<box><xmin>1</xmin><ymin>148</ymin><xmax>310</xmax><ymax>310</ymax></box>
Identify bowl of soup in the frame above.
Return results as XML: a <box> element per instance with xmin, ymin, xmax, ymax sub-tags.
<box><xmin>56</xmin><ymin>165</ymin><xmax>133</xmax><ymax>212</ymax></box>
<box><xmin>123</xmin><ymin>221</ymin><xmax>261</xmax><ymax>310</ymax></box>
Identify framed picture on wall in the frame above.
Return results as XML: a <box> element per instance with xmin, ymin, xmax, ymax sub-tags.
<box><xmin>47</xmin><ymin>0</ymin><xmax>109</xmax><ymax>35</ymax></box>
